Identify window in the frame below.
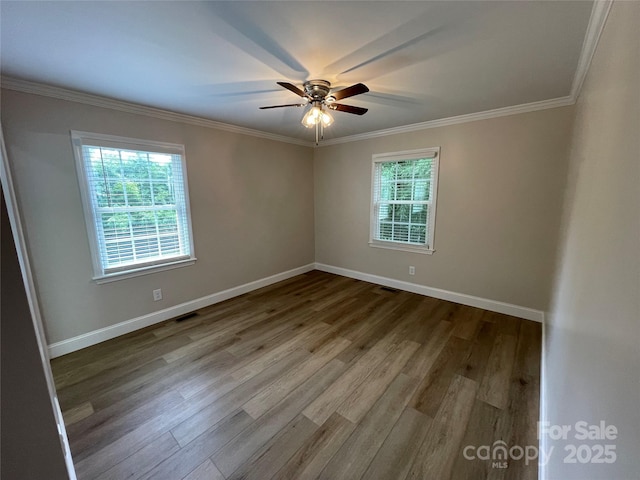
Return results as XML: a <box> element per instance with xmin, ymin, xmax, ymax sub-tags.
<box><xmin>370</xmin><ymin>147</ymin><xmax>440</xmax><ymax>254</ymax></box>
<box><xmin>72</xmin><ymin>131</ymin><xmax>195</xmax><ymax>282</ymax></box>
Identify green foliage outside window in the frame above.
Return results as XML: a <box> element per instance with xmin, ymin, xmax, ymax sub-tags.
<box><xmin>85</xmin><ymin>146</ymin><xmax>183</xmax><ymax>265</ymax></box>
<box><xmin>377</xmin><ymin>158</ymin><xmax>433</xmax><ymax>245</ymax></box>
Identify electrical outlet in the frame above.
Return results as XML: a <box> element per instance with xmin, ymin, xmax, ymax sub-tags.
<box><xmin>153</xmin><ymin>288</ymin><xmax>162</xmax><ymax>301</ymax></box>
<box><xmin>409</xmin><ymin>266</ymin><xmax>415</xmax><ymax>275</ymax></box>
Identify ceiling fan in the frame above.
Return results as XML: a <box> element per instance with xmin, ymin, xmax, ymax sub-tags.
<box><xmin>260</xmin><ymin>80</ymin><xmax>369</xmax><ymax>144</ymax></box>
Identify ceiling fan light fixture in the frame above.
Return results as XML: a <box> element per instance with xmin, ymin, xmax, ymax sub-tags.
<box><xmin>321</xmin><ymin>110</ymin><xmax>334</xmax><ymax>127</ymax></box>
<box><xmin>301</xmin><ymin>107</ymin><xmax>317</xmax><ymax>128</ymax></box>
<box><xmin>301</xmin><ymin>104</ymin><xmax>333</xmax><ymax>128</ymax></box>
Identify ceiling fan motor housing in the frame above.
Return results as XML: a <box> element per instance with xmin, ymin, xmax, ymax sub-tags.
<box><xmin>304</xmin><ymin>80</ymin><xmax>332</xmax><ymax>100</ymax></box>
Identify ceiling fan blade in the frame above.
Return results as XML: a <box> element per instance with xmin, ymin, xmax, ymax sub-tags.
<box><xmin>259</xmin><ymin>103</ymin><xmax>306</xmax><ymax>110</ymax></box>
<box><xmin>329</xmin><ymin>103</ymin><xmax>368</xmax><ymax>115</ymax></box>
<box><xmin>330</xmin><ymin>83</ymin><xmax>369</xmax><ymax>101</ymax></box>
<box><xmin>276</xmin><ymin>82</ymin><xmax>307</xmax><ymax>98</ymax></box>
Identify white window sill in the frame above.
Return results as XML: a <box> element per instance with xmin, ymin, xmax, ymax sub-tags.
<box><xmin>368</xmin><ymin>241</ymin><xmax>434</xmax><ymax>255</ymax></box>
<box><xmin>93</xmin><ymin>257</ymin><xmax>196</xmax><ymax>284</ymax></box>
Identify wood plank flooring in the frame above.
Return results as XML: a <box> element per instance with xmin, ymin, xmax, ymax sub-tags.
<box><xmin>51</xmin><ymin>271</ymin><xmax>541</xmax><ymax>480</ymax></box>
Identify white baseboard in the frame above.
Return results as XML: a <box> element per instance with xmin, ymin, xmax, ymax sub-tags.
<box><xmin>48</xmin><ymin>263</ymin><xmax>315</xmax><ymax>358</ymax></box>
<box><xmin>314</xmin><ymin>263</ymin><xmax>545</xmax><ymax>323</ymax></box>
<box><xmin>49</xmin><ymin>262</ymin><xmax>544</xmax><ymax>358</ymax></box>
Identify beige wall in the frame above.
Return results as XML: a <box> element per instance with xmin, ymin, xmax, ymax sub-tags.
<box><xmin>314</xmin><ymin>107</ymin><xmax>574</xmax><ymax>311</ymax></box>
<box><xmin>543</xmin><ymin>2</ymin><xmax>640</xmax><ymax>478</ymax></box>
<box><xmin>2</xmin><ymin>90</ymin><xmax>315</xmax><ymax>344</ymax></box>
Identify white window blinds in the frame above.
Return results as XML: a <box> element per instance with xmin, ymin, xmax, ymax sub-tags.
<box><xmin>370</xmin><ymin>148</ymin><xmax>439</xmax><ymax>253</ymax></box>
<box><xmin>72</xmin><ymin>131</ymin><xmax>195</xmax><ymax>279</ymax></box>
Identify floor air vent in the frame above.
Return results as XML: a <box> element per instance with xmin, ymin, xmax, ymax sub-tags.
<box><xmin>380</xmin><ymin>286</ymin><xmax>399</xmax><ymax>293</ymax></box>
<box><xmin>175</xmin><ymin>312</ymin><xmax>199</xmax><ymax>322</ymax></box>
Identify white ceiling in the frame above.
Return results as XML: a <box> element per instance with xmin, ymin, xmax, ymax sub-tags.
<box><xmin>1</xmin><ymin>1</ymin><xmax>594</xmax><ymax>143</ymax></box>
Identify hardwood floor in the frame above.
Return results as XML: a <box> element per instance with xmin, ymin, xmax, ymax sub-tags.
<box><xmin>51</xmin><ymin>271</ymin><xmax>541</xmax><ymax>480</ymax></box>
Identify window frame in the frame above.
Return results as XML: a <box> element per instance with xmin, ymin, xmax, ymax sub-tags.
<box><xmin>369</xmin><ymin>147</ymin><xmax>440</xmax><ymax>255</ymax></box>
<box><xmin>71</xmin><ymin>130</ymin><xmax>196</xmax><ymax>283</ymax></box>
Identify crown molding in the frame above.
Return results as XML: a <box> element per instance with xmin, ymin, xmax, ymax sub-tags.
<box><xmin>0</xmin><ymin>76</ymin><xmax>574</xmax><ymax>149</ymax></box>
<box><xmin>0</xmin><ymin>76</ymin><xmax>314</xmax><ymax>148</ymax></box>
<box><xmin>318</xmin><ymin>95</ymin><xmax>575</xmax><ymax>146</ymax></box>
<box><xmin>569</xmin><ymin>0</ymin><xmax>613</xmax><ymax>101</ymax></box>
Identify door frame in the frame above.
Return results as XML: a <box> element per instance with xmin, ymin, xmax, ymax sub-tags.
<box><xmin>0</xmin><ymin>123</ymin><xmax>77</xmax><ymax>479</ymax></box>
